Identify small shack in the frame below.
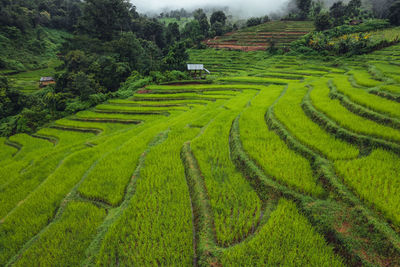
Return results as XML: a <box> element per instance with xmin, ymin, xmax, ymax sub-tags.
<box><xmin>350</xmin><ymin>20</ymin><xmax>363</xmax><ymax>25</ymax></box>
<box><xmin>187</xmin><ymin>64</ymin><xmax>210</xmax><ymax>79</ymax></box>
<box><xmin>39</xmin><ymin>77</ymin><xmax>55</xmax><ymax>88</ymax></box>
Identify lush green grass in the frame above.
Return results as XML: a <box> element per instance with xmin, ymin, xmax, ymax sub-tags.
<box><xmin>2</xmin><ymin>29</ymin><xmax>400</xmax><ymax>265</ymax></box>
<box><xmin>95</xmin><ymin>103</ymin><xmax>189</xmax><ymax>112</ymax></box>
<box><xmin>35</xmin><ymin>127</ymin><xmax>95</xmax><ymax>147</ymax></box>
<box><xmin>274</xmin><ymin>84</ymin><xmax>359</xmax><ymax>160</ymax></box>
<box><xmin>347</xmin><ymin>27</ymin><xmax>400</xmax><ymax>43</ymax></box>
<box><xmin>158</xmin><ymin>17</ymin><xmax>192</xmax><ymax>29</ymax></box>
<box><xmin>0</xmin><ymin>144</ymin><xmax>86</xmax><ymax>220</ymax></box>
<box><xmin>0</xmin><ymin>27</ymin><xmax>70</xmax><ymax>72</ymax></box>
<box><xmin>349</xmin><ymin>70</ymin><xmax>381</xmax><ymax>87</ymax></box>
<box><xmin>75</xmin><ymin>110</ymin><xmax>163</xmax><ymax>121</ymax></box>
<box><xmin>0</xmin><ymin>125</ymin><xmax>156</xmax><ymax>265</ymax></box>
<box><xmin>310</xmin><ymin>79</ymin><xmax>400</xmax><ymax>143</ymax></box>
<box><xmin>221</xmin><ymin>198</ymin><xmax>345</xmax><ymax>266</ymax></box>
<box><xmin>130</xmin><ymin>93</ymin><xmax>229</xmax><ymax>102</ymax></box>
<box><xmin>373</xmin><ymin>62</ymin><xmax>400</xmax><ymax>75</ymax></box>
<box><xmin>0</xmin><ymin>147</ymin><xmax>100</xmax><ymax>265</ymax></box>
<box><xmin>191</xmin><ymin>91</ymin><xmax>261</xmax><ymax>246</ymax></box>
<box><xmin>95</xmin><ymin>106</ymin><xmax>217</xmax><ymax>265</ymax></box>
<box><xmin>381</xmin><ymin>84</ymin><xmax>400</xmax><ymax>94</ymax></box>
<box><xmin>239</xmin><ymin>86</ymin><xmax>324</xmax><ymax>197</ymax></box>
<box><xmin>335</xmin><ymin>149</ymin><xmax>400</xmax><ymax>227</ymax></box>
<box><xmin>252</xmin><ymin>72</ymin><xmax>304</xmax><ymax>79</ymax></box>
<box><xmin>7</xmin><ymin>58</ymin><xmax>62</xmax><ymax>93</ymax></box>
<box><xmin>77</xmin><ymin>120</ymin><xmax>171</xmax><ymax>206</ymax></box>
<box><xmin>14</xmin><ymin>202</ymin><xmax>106</xmax><ymax>266</ymax></box>
<box><xmin>108</xmin><ymin>99</ymin><xmax>210</xmax><ymax>106</ymax></box>
<box><xmin>146</xmin><ymin>84</ymin><xmax>266</xmax><ymax>92</ymax></box>
<box><xmin>0</xmin><ymin>137</ymin><xmax>18</xmax><ymax>162</ymax></box>
<box><xmin>53</xmin><ymin>117</ymin><xmax>137</xmax><ymax>135</ymax></box>
<box><xmin>332</xmin><ymin>75</ymin><xmax>400</xmax><ymax>119</ymax></box>
<box><xmin>0</xmin><ymin>134</ymin><xmax>54</xmax><ymax>191</ymax></box>
<box><xmin>218</xmin><ymin>76</ymin><xmax>293</xmax><ymax>85</ymax></box>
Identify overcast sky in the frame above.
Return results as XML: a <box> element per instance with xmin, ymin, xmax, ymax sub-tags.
<box><xmin>132</xmin><ymin>0</ymin><xmax>289</xmax><ymax>18</ymax></box>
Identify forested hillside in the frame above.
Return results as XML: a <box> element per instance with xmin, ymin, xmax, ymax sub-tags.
<box><xmin>1</xmin><ymin>39</ymin><xmax>400</xmax><ymax>266</ymax></box>
<box><xmin>0</xmin><ymin>0</ymin><xmax>191</xmax><ymax>136</ymax></box>
<box><xmin>1</xmin><ymin>1</ymin><xmax>400</xmax><ymax>265</ymax></box>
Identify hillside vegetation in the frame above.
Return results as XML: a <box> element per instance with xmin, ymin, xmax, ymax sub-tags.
<box><xmin>2</xmin><ymin>0</ymin><xmax>400</xmax><ymax>265</ymax></box>
<box><xmin>205</xmin><ymin>20</ymin><xmax>315</xmax><ymax>51</ymax></box>
<box><xmin>1</xmin><ymin>29</ymin><xmax>400</xmax><ymax>265</ymax></box>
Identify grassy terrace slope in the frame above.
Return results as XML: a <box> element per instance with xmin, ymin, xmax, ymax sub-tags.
<box><xmin>1</xmin><ymin>34</ymin><xmax>400</xmax><ymax>266</ymax></box>
<box><xmin>0</xmin><ymin>27</ymin><xmax>70</xmax><ymax>94</ymax></box>
<box><xmin>205</xmin><ymin>20</ymin><xmax>314</xmax><ymax>51</ymax></box>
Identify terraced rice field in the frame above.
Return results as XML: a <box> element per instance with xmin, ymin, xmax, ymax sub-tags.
<box><xmin>6</xmin><ymin>59</ymin><xmax>62</xmax><ymax>94</ymax></box>
<box><xmin>205</xmin><ymin>20</ymin><xmax>314</xmax><ymax>51</ymax></box>
<box><xmin>1</xmin><ymin>42</ymin><xmax>400</xmax><ymax>266</ymax></box>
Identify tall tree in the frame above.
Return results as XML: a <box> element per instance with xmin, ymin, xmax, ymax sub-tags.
<box><xmin>163</xmin><ymin>42</ymin><xmax>188</xmax><ymax>71</ymax></box>
<box><xmin>79</xmin><ymin>0</ymin><xmax>133</xmax><ymax>40</ymax></box>
<box><xmin>314</xmin><ymin>12</ymin><xmax>332</xmax><ymax>31</ymax></box>
<box><xmin>194</xmin><ymin>9</ymin><xmax>210</xmax><ymax>37</ymax></box>
<box><xmin>166</xmin><ymin>22</ymin><xmax>180</xmax><ymax>45</ymax></box>
<box><xmin>310</xmin><ymin>0</ymin><xmax>323</xmax><ymax>18</ymax></box>
<box><xmin>389</xmin><ymin>0</ymin><xmax>400</xmax><ymax>25</ymax></box>
<box><xmin>296</xmin><ymin>0</ymin><xmax>312</xmax><ymax>19</ymax></box>
<box><xmin>330</xmin><ymin>1</ymin><xmax>347</xmax><ymax>26</ymax></box>
<box><xmin>348</xmin><ymin>0</ymin><xmax>362</xmax><ymax>18</ymax></box>
<box><xmin>182</xmin><ymin>20</ymin><xmax>203</xmax><ymax>45</ymax></box>
<box><xmin>210</xmin><ymin>11</ymin><xmax>227</xmax><ymax>26</ymax></box>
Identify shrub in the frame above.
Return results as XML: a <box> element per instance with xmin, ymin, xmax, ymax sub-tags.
<box><xmin>65</xmin><ymin>100</ymin><xmax>91</xmax><ymax>114</ymax></box>
<box><xmin>315</xmin><ymin>12</ymin><xmax>332</xmax><ymax>31</ymax></box>
<box><xmin>246</xmin><ymin>17</ymin><xmax>262</xmax><ymax>27</ymax></box>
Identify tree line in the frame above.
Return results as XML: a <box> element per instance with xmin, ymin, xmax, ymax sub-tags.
<box><xmin>286</xmin><ymin>0</ymin><xmax>400</xmax><ymax>30</ymax></box>
<box><xmin>0</xmin><ymin>0</ymin><xmax>201</xmax><ymax>135</ymax></box>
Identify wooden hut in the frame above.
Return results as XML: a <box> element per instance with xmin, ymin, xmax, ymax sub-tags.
<box><xmin>39</xmin><ymin>77</ymin><xmax>55</xmax><ymax>88</ymax></box>
<box><xmin>350</xmin><ymin>19</ymin><xmax>363</xmax><ymax>25</ymax></box>
<box><xmin>187</xmin><ymin>64</ymin><xmax>210</xmax><ymax>79</ymax></box>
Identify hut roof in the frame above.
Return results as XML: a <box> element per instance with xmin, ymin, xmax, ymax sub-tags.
<box><xmin>187</xmin><ymin>64</ymin><xmax>204</xmax><ymax>70</ymax></box>
<box><xmin>40</xmin><ymin>77</ymin><xmax>55</xmax><ymax>82</ymax></box>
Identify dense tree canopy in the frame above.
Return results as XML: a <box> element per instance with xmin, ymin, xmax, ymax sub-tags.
<box><xmin>330</xmin><ymin>1</ymin><xmax>347</xmax><ymax>26</ymax></box>
<box><xmin>194</xmin><ymin>9</ymin><xmax>210</xmax><ymax>38</ymax></box>
<box><xmin>0</xmin><ymin>0</ymin><xmax>191</xmax><ymax>135</ymax></box>
<box><xmin>296</xmin><ymin>0</ymin><xmax>312</xmax><ymax>19</ymax></box>
<box><xmin>0</xmin><ymin>0</ymin><xmax>83</xmax><ymax>31</ymax></box>
<box><xmin>389</xmin><ymin>1</ymin><xmax>400</xmax><ymax>25</ymax></box>
<box><xmin>79</xmin><ymin>0</ymin><xmax>135</xmax><ymax>40</ymax></box>
<box><xmin>314</xmin><ymin>12</ymin><xmax>332</xmax><ymax>31</ymax></box>
<box><xmin>348</xmin><ymin>0</ymin><xmax>362</xmax><ymax>17</ymax></box>
<box><xmin>210</xmin><ymin>11</ymin><xmax>227</xmax><ymax>26</ymax></box>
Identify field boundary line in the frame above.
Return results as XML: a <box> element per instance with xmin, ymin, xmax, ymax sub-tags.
<box><xmin>51</xmin><ymin>124</ymin><xmax>103</xmax><ymax>135</ymax></box>
<box><xmin>2</xmin><ymin>125</ymin><xmax>145</xmax><ymax>264</ymax></box>
<box><xmin>302</xmin><ymin>86</ymin><xmax>400</xmax><ymax>155</ymax></box>
<box><xmin>368</xmin><ymin>88</ymin><xmax>400</xmax><ymax>103</ymax></box>
<box><xmin>329</xmin><ymin>81</ymin><xmax>400</xmax><ymax>129</ymax></box>
<box><xmin>267</xmin><ymin>92</ymin><xmax>400</xmax><ymax>263</ymax></box>
<box><xmin>30</xmin><ymin>133</ymin><xmax>58</xmax><ymax>145</ymax></box>
<box><xmin>181</xmin><ymin>142</ymin><xmax>219</xmax><ymax>267</ymax></box>
<box><xmin>82</xmin><ymin>130</ymin><xmax>169</xmax><ymax>266</ymax></box>
<box><xmin>4</xmin><ymin>139</ymin><xmax>22</xmax><ymax>156</ymax></box>
<box><xmin>94</xmin><ymin>109</ymin><xmax>170</xmax><ymax>116</ymax></box>
<box><xmin>5</xmin><ymin>146</ymin><xmax>105</xmax><ymax>266</ymax></box>
<box><xmin>69</xmin><ymin>117</ymin><xmax>143</xmax><ymax>124</ymax></box>
<box><xmin>0</xmin><ymin>145</ymin><xmax>89</xmax><ymax>224</ymax></box>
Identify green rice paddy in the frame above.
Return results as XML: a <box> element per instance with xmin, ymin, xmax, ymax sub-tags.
<box><xmin>1</xmin><ymin>26</ymin><xmax>400</xmax><ymax>266</ymax></box>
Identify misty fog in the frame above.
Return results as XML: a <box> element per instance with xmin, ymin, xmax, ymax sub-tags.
<box><xmin>132</xmin><ymin>0</ymin><xmax>290</xmax><ymax>18</ymax></box>
<box><xmin>132</xmin><ymin>0</ymin><xmax>356</xmax><ymax>18</ymax></box>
